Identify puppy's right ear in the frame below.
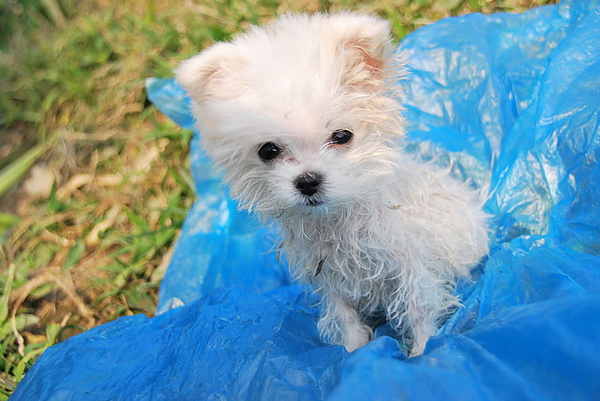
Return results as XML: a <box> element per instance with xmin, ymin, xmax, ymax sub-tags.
<box><xmin>175</xmin><ymin>43</ymin><xmax>246</xmax><ymax>101</ymax></box>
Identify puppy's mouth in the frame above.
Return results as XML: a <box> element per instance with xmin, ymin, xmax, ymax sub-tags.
<box><xmin>303</xmin><ymin>196</ymin><xmax>324</xmax><ymax>207</ymax></box>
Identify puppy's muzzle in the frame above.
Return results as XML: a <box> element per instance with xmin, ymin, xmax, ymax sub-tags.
<box><xmin>294</xmin><ymin>172</ymin><xmax>323</xmax><ymax>197</ymax></box>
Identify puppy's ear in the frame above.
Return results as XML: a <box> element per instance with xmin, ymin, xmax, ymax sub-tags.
<box><xmin>175</xmin><ymin>43</ymin><xmax>247</xmax><ymax>101</ymax></box>
<box><xmin>332</xmin><ymin>14</ymin><xmax>393</xmax><ymax>91</ymax></box>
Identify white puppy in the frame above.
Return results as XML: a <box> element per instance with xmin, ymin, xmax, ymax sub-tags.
<box><xmin>176</xmin><ymin>13</ymin><xmax>489</xmax><ymax>356</ymax></box>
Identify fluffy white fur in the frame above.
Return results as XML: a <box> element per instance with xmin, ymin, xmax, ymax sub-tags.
<box><xmin>176</xmin><ymin>13</ymin><xmax>489</xmax><ymax>356</ymax></box>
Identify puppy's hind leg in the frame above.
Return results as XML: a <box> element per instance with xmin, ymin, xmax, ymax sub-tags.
<box><xmin>318</xmin><ymin>293</ymin><xmax>372</xmax><ymax>352</ymax></box>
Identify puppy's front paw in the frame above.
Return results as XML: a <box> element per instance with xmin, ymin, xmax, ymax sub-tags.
<box><xmin>409</xmin><ymin>338</ymin><xmax>427</xmax><ymax>357</ymax></box>
<box><xmin>320</xmin><ymin>294</ymin><xmax>373</xmax><ymax>352</ymax></box>
<box><xmin>343</xmin><ymin>323</ymin><xmax>372</xmax><ymax>352</ymax></box>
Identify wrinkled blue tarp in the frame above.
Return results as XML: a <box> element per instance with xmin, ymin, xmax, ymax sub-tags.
<box><xmin>12</xmin><ymin>1</ymin><xmax>600</xmax><ymax>400</ymax></box>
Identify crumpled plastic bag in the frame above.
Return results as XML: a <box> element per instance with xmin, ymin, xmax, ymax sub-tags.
<box><xmin>12</xmin><ymin>1</ymin><xmax>600</xmax><ymax>400</ymax></box>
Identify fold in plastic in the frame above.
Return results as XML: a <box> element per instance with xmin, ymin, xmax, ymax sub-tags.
<box><xmin>12</xmin><ymin>1</ymin><xmax>600</xmax><ymax>400</ymax></box>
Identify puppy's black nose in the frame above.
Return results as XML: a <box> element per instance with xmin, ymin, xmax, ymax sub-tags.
<box><xmin>295</xmin><ymin>173</ymin><xmax>323</xmax><ymax>196</ymax></box>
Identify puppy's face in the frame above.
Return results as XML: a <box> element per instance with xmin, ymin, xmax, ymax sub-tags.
<box><xmin>177</xmin><ymin>13</ymin><xmax>404</xmax><ymax>216</ymax></box>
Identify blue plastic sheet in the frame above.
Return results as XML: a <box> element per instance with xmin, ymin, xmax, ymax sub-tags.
<box><xmin>12</xmin><ymin>1</ymin><xmax>600</xmax><ymax>399</ymax></box>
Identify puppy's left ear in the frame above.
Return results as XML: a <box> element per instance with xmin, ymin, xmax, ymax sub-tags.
<box><xmin>175</xmin><ymin>42</ymin><xmax>247</xmax><ymax>101</ymax></box>
<box><xmin>331</xmin><ymin>14</ymin><xmax>393</xmax><ymax>91</ymax></box>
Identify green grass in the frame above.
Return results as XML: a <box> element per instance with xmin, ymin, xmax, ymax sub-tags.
<box><xmin>0</xmin><ymin>0</ymin><xmax>555</xmax><ymax>397</ymax></box>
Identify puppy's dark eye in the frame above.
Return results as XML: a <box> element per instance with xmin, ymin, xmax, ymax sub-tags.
<box><xmin>329</xmin><ymin>129</ymin><xmax>353</xmax><ymax>145</ymax></box>
<box><xmin>257</xmin><ymin>142</ymin><xmax>282</xmax><ymax>161</ymax></box>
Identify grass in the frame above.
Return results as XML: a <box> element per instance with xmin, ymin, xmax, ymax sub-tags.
<box><xmin>0</xmin><ymin>0</ymin><xmax>555</xmax><ymax>397</ymax></box>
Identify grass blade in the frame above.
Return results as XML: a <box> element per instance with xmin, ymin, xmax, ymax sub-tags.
<box><xmin>0</xmin><ymin>143</ymin><xmax>46</xmax><ymax>197</ymax></box>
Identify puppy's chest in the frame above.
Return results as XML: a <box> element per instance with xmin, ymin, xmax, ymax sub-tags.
<box><xmin>319</xmin><ymin>243</ymin><xmax>399</xmax><ymax>281</ymax></box>
<box><xmin>285</xmin><ymin>217</ymin><xmax>403</xmax><ymax>288</ymax></box>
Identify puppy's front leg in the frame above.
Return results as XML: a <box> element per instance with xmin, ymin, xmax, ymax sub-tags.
<box><xmin>319</xmin><ymin>293</ymin><xmax>372</xmax><ymax>352</ymax></box>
